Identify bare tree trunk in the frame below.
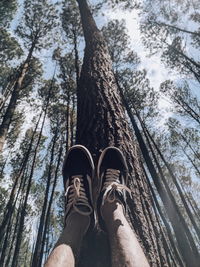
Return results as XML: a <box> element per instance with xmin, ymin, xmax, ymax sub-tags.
<box><xmin>65</xmin><ymin>91</ymin><xmax>70</xmax><ymax>151</ymax></box>
<box><xmin>10</xmin><ymin>109</ymin><xmax>47</xmax><ymax>267</ymax></box>
<box><xmin>31</xmin><ymin>128</ymin><xmax>59</xmax><ymax>267</ymax></box>
<box><xmin>0</xmin><ymin>42</ymin><xmax>35</xmax><ymax>152</ymax></box>
<box><xmin>38</xmin><ymin>142</ymin><xmax>63</xmax><ymax>266</ymax></box>
<box><xmin>115</xmin><ymin>76</ymin><xmax>199</xmax><ymax>265</ymax></box>
<box><xmin>138</xmin><ymin>115</ymin><xmax>200</xmax><ymax>241</ymax></box>
<box><xmin>0</xmin><ymin>111</ymin><xmax>42</xmax><ymax>240</ymax></box>
<box><xmin>147</xmin><ymin>178</ymin><xmax>185</xmax><ymax>267</ymax></box>
<box><xmin>0</xmin><ymin>78</ymin><xmax>16</xmax><ymax>113</ymax></box>
<box><xmin>182</xmin><ymin>147</ymin><xmax>200</xmax><ymax>176</ymax></box>
<box><xmin>74</xmin><ymin>0</ymin><xmax>166</xmax><ymax>266</ymax></box>
<box><xmin>70</xmin><ymin>94</ymin><xmax>76</xmax><ymax>146</ymax></box>
<box><xmin>152</xmin><ymin>20</ymin><xmax>200</xmax><ymax>37</ymax></box>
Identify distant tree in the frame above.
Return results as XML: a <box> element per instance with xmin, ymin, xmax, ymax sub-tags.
<box><xmin>161</xmin><ymin>80</ymin><xmax>200</xmax><ymax>125</ymax></box>
<box><xmin>0</xmin><ymin>0</ymin><xmax>59</xmax><ymax>152</ymax></box>
<box><xmin>62</xmin><ymin>0</ymin><xmax>82</xmax><ymax>83</ymax></box>
<box><xmin>141</xmin><ymin>0</ymin><xmax>200</xmax><ymax>82</ymax></box>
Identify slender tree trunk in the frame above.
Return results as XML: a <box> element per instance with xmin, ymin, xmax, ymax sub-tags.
<box><xmin>65</xmin><ymin>91</ymin><xmax>70</xmax><ymax>151</ymax></box>
<box><xmin>140</xmin><ymin>117</ymin><xmax>199</xmax><ymax>259</ymax></box>
<box><xmin>0</xmin><ymin>210</ymin><xmax>13</xmax><ymax>265</ymax></box>
<box><xmin>4</xmin><ymin>166</ymin><xmax>28</xmax><ymax>267</ymax></box>
<box><xmin>175</xmin><ymin>97</ymin><xmax>200</xmax><ymax>124</ymax></box>
<box><xmin>0</xmin><ymin>166</ymin><xmax>27</xmax><ymax>265</ymax></box>
<box><xmin>182</xmin><ymin>147</ymin><xmax>200</xmax><ymax>176</ymax></box>
<box><xmin>147</xmin><ymin>178</ymin><xmax>185</xmax><ymax>267</ymax></box>
<box><xmin>31</xmin><ymin>129</ymin><xmax>58</xmax><ymax>267</ymax></box>
<box><xmin>180</xmin><ymin>133</ymin><xmax>200</xmax><ymax>160</ymax></box>
<box><xmin>116</xmin><ymin>77</ymin><xmax>199</xmax><ymax>265</ymax></box>
<box><xmin>0</xmin><ymin>111</ymin><xmax>42</xmax><ymax>240</ymax></box>
<box><xmin>181</xmin><ymin>185</ymin><xmax>200</xmax><ymax>221</ymax></box>
<box><xmin>75</xmin><ymin>0</ymin><xmax>166</xmax><ymax>266</ymax></box>
<box><xmin>0</xmin><ymin>79</ymin><xmax>16</xmax><ymax>113</ymax></box>
<box><xmin>11</xmin><ymin>109</ymin><xmax>47</xmax><ymax>267</ymax></box>
<box><xmin>153</xmin><ymin>20</ymin><xmax>200</xmax><ymax>37</ymax></box>
<box><xmin>0</xmin><ymin>42</ymin><xmax>35</xmax><ymax>153</ymax></box>
<box><xmin>38</xmin><ymin>142</ymin><xmax>63</xmax><ymax>266</ymax></box>
<box><xmin>72</xmin><ymin>28</ymin><xmax>80</xmax><ymax>84</ymax></box>
<box><xmin>70</xmin><ymin>94</ymin><xmax>76</xmax><ymax>146</ymax></box>
<box><xmin>138</xmin><ymin>116</ymin><xmax>200</xmax><ymax>240</ymax></box>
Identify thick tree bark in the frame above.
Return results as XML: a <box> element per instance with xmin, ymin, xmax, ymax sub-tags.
<box><xmin>75</xmin><ymin>0</ymin><xmax>166</xmax><ymax>266</ymax></box>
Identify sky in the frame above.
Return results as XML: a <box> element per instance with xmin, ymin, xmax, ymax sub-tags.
<box><xmin>101</xmin><ymin>6</ymin><xmax>174</xmax><ymax>124</ymax></box>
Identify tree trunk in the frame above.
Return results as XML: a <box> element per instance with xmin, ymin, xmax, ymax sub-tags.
<box><xmin>70</xmin><ymin>94</ymin><xmax>76</xmax><ymax>147</ymax></box>
<box><xmin>153</xmin><ymin>20</ymin><xmax>200</xmax><ymax>37</ymax></box>
<box><xmin>11</xmin><ymin>109</ymin><xmax>47</xmax><ymax>267</ymax></box>
<box><xmin>0</xmin><ymin>78</ymin><xmax>16</xmax><ymax>113</ymax></box>
<box><xmin>182</xmin><ymin>147</ymin><xmax>200</xmax><ymax>176</ymax></box>
<box><xmin>0</xmin><ymin>42</ymin><xmax>35</xmax><ymax>153</ymax></box>
<box><xmin>0</xmin><ymin>111</ymin><xmax>42</xmax><ymax>240</ymax></box>
<box><xmin>138</xmin><ymin>115</ymin><xmax>200</xmax><ymax>241</ymax></box>
<box><xmin>75</xmin><ymin>0</ymin><xmax>166</xmax><ymax>266</ymax></box>
<box><xmin>39</xmin><ymin>142</ymin><xmax>63</xmax><ymax>266</ymax></box>
<box><xmin>115</xmin><ymin>75</ymin><xmax>199</xmax><ymax>265</ymax></box>
<box><xmin>31</xmin><ymin>128</ymin><xmax>59</xmax><ymax>267</ymax></box>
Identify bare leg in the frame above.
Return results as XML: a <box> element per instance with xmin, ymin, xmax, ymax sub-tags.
<box><xmin>45</xmin><ymin>212</ymin><xmax>90</xmax><ymax>267</ymax></box>
<box><xmin>45</xmin><ymin>145</ymin><xmax>94</xmax><ymax>266</ymax></box>
<box><xmin>102</xmin><ymin>200</ymin><xmax>150</xmax><ymax>267</ymax></box>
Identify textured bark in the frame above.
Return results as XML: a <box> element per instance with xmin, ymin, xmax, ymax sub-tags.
<box><xmin>75</xmin><ymin>0</ymin><xmax>166</xmax><ymax>266</ymax></box>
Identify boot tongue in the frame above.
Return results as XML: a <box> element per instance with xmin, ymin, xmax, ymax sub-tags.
<box><xmin>105</xmin><ymin>169</ymin><xmax>120</xmax><ymax>183</ymax></box>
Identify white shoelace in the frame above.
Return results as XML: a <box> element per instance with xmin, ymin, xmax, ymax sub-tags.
<box><xmin>65</xmin><ymin>175</ymin><xmax>92</xmax><ymax>216</ymax></box>
<box><xmin>102</xmin><ymin>169</ymin><xmax>132</xmax><ymax>206</ymax></box>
